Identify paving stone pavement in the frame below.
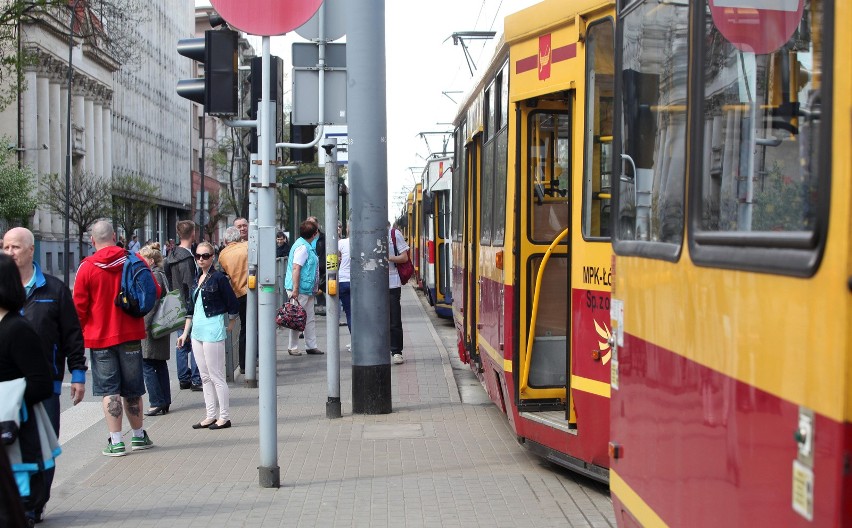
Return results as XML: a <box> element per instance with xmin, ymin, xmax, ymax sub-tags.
<box><xmin>43</xmin><ymin>286</ymin><xmax>615</xmax><ymax>527</ymax></box>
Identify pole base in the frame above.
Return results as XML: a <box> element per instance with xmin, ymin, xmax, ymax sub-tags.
<box><xmin>326</xmin><ymin>397</ymin><xmax>342</xmax><ymax>419</ymax></box>
<box><xmin>245</xmin><ymin>379</ymin><xmax>258</xmax><ymax>388</ymax></box>
<box><xmin>352</xmin><ymin>364</ymin><xmax>392</xmax><ymax>414</ymax></box>
<box><xmin>258</xmin><ymin>465</ymin><xmax>280</xmax><ymax>488</ymax></box>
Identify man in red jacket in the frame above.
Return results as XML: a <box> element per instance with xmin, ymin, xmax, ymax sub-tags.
<box><xmin>73</xmin><ymin>220</ymin><xmax>159</xmax><ymax>457</ymax></box>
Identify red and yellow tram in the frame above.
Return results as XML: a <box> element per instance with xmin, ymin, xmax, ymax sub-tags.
<box><xmin>609</xmin><ymin>0</ymin><xmax>852</xmax><ymax>525</ymax></box>
<box><xmin>451</xmin><ymin>0</ymin><xmax>616</xmax><ymax>482</ymax></box>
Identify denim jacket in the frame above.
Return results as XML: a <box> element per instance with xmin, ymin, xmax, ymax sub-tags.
<box><xmin>187</xmin><ymin>270</ymin><xmax>239</xmax><ymax>319</ymax></box>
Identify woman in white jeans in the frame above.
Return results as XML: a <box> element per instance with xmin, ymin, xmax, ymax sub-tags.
<box><xmin>284</xmin><ymin>220</ymin><xmax>323</xmax><ymax>356</ymax></box>
<box><xmin>177</xmin><ymin>242</ymin><xmax>239</xmax><ymax>430</ymax></box>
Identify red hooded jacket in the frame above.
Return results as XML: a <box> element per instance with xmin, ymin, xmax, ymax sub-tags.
<box><xmin>73</xmin><ymin>245</ymin><xmax>159</xmax><ymax>349</ymax></box>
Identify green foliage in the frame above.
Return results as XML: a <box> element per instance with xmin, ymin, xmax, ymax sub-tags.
<box><xmin>0</xmin><ymin>145</ymin><xmax>37</xmax><ymax>225</ymax></box>
<box><xmin>111</xmin><ymin>172</ymin><xmax>157</xmax><ymax>239</ymax></box>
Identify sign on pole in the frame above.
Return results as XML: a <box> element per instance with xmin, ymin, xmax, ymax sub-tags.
<box><xmin>209</xmin><ymin>0</ymin><xmax>323</xmax><ymax>36</ymax></box>
<box><xmin>709</xmin><ymin>0</ymin><xmax>805</xmax><ymax>55</ymax></box>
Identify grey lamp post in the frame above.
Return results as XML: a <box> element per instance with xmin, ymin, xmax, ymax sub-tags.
<box><xmin>63</xmin><ymin>0</ymin><xmax>83</xmax><ymax>285</ymax></box>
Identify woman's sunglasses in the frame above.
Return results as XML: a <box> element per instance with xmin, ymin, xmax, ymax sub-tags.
<box><xmin>195</xmin><ymin>253</ymin><xmax>213</xmax><ymax>260</ymax></box>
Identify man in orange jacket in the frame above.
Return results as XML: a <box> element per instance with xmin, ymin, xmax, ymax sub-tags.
<box><xmin>73</xmin><ymin>220</ymin><xmax>160</xmax><ymax>457</ymax></box>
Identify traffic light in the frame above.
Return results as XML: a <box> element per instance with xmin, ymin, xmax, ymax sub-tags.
<box><xmin>248</xmin><ymin>55</ymin><xmax>284</xmax><ymax>154</ymax></box>
<box><xmin>176</xmin><ymin>29</ymin><xmax>239</xmax><ymax>116</ymax></box>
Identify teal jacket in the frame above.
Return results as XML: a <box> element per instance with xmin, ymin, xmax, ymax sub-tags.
<box><xmin>284</xmin><ymin>237</ymin><xmax>318</xmax><ymax>294</ymax></box>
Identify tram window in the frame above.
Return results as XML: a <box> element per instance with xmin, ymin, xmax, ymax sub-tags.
<box><xmin>493</xmin><ymin>66</ymin><xmax>509</xmax><ymax>246</ymax></box>
<box><xmin>583</xmin><ymin>19</ymin><xmax>615</xmax><ymax>240</ymax></box>
<box><xmin>696</xmin><ymin>0</ymin><xmax>821</xmax><ymax>238</ymax></box>
<box><xmin>481</xmin><ymin>69</ymin><xmax>510</xmax><ymax>248</ymax></box>
<box><xmin>529</xmin><ymin>112</ymin><xmax>571</xmax><ymax>243</ymax></box>
<box><xmin>615</xmin><ymin>0</ymin><xmax>688</xmax><ymax>252</ymax></box>
<box><xmin>452</xmin><ymin>127</ymin><xmax>466</xmax><ymax>242</ymax></box>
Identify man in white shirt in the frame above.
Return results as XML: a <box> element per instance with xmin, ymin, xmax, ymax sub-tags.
<box><xmin>387</xmin><ymin>222</ymin><xmax>409</xmax><ymax>365</ymax></box>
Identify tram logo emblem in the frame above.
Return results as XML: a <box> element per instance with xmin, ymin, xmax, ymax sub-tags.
<box><xmin>538</xmin><ymin>34</ymin><xmax>551</xmax><ymax>80</ymax></box>
<box><xmin>595</xmin><ymin>319</ymin><xmax>612</xmax><ymax>365</ymax></box>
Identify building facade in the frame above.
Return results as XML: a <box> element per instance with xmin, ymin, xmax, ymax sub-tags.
<box><xmin>0</xmin><ymin>2</ymin><xmax>193</xmax><ymax>280</ymax></box>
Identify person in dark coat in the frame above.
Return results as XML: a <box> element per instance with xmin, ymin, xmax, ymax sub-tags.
<box><xmin>140</xmin><ymin>243</ymin><xmax>172</xmax><ymax>416</ymax></box>
<box><xmin>3</xmin><ymin>227</ymin><xmax>85</xmax><ymax>523</ymax></box>
<box><xmin>0</xmin><ymin>253</ymin><xmax>53</xmax><ymax>524</ymax></box>
<box><xmin>166</xmin><ymin>220</ymin><xmax>201</xmax><ymax>391</ymax></box>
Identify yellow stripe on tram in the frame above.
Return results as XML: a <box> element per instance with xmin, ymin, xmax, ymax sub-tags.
<box><xmin>477</xmin><ymin>337</ymin><xmax>513</xmax><ymax>373</ymax></box>
<box><xmin>610</xmin><ymin>469</ymin><xmax>669</xmax><ymax>528</ymax></box>
<box><xmin>570</xmin><ymin>375</ymin><xmax>610</xmax><ymax>398</ymax></box>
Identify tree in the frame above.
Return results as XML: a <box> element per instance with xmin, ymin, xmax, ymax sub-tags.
<box><xmin>211</xmin><ymin>128</ymin><xmax>252</xmax><ymax>220</ymax></box>
<box><xmin>111</xmin><ymin>172</ymin><xmax>157</xmax><ymax>241</ymax></box>
<box><xmin>202</xmin><ymin>190</ymin><xmax>234</xmax><ymax>242</ymax></box>
<box><xmin>0</xmin><ymin>0</ymin><xmax>144</xmax><ymax>111</ymax></box>
<box><xmin>40</xmin><ymin>171</ymin><xmax>109</xmax><ymax>259</ymax></box>
<box><xmin>0</xmin><ymin>144</ymin><xmax>38</xmax><ymax>227</ymax></box>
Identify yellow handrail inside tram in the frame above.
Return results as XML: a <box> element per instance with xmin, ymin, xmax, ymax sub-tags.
<box><xmin>520</xmin><ymin>227</ymin><xmax>570</xmax><ymax>394</ymax></box>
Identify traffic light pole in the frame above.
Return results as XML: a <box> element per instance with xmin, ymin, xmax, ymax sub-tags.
<box><xmin>245</xmin><ymin>153</ymin><xmax>258</xmax><ymax>388</ymax></box>
<box><xmin>323</xmin><ymin>137</ymin><xmax>341</xmax><ymax>419</ymax></box>
<box><xmin>256</xmin><ymin>36</ymin><xmax>280</xmax><ymax>489</ymax></box>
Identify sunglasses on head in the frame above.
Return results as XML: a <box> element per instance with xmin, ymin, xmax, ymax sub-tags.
<box><xmin>195</xmin><ymin>252</ymin><xmax>213</xmax><ymax>260</ymax></box>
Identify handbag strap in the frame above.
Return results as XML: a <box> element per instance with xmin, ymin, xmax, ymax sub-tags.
<box><xmin>391</xmin><ymin>228</ymin><xmax>399</xmax><ymax>256</ymax></box>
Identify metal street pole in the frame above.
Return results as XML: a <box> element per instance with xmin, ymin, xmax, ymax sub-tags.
<box><xmin>347</xmin><ymin>0</ymin><xmax>391</xmax><ymax>414</ymax></box>
<box><xmin>199</xmin><ymin>116</ymin><xmax>206</xmax><ymax>241</ymax></box>
<box><xmin>245</xmin><ymin>152</ymin><xmax>258</xmax><ymax>387</ymax></box>
<box><xmin>63</xmin><ymin>0</ymin><xmax>83</xmax><ymax>285</ymax></box>
<box><xmin>256</xmin><ymin>36</ymin><xmax>279</xmax><ymax>489</ymax></box>
<box><xmin>323</xmin><ymin>138</ymin><xmax>341</xmax><ymax>418</ymax></box>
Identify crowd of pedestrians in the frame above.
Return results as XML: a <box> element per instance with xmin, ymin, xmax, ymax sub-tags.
<box><xmin>0</xmin><ymin>213</ymin><xmax>413</xmax><ymax>524</ymax></box>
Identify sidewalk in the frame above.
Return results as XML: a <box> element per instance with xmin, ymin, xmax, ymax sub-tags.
<box><xmin>44</xmin><ymin>286</ymin><xmax>614</xmax><ymax>527</ymax></box>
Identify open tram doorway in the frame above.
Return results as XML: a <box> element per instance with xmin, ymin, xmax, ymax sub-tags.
<box><xmin>516</xmin><ymin>101</ymin><xmax>575</xmax><ymax>422</ymax></box>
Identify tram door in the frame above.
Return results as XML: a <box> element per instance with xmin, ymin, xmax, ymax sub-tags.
<box><xmin>463</xmin><ymin>141</ymin><xmax>481</xmax><ymax>366</ymax></box>
<box><xmin>518</xmin><ymin>101</ymin><xmax>573</xmax><ymax>409</ymax></box>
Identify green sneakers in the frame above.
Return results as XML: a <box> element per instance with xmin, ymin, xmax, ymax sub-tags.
<box><xmin>102</xmin><ymin>440</ymin><xmax>126</xmax><ymax>457</ymax></box>
<box><xmin>103</xmin><ymin>431</ymin><xmax>154</xmax><ymax>456</ymax></box>
<box><xmin>131</xmin><ymin>431</ymin><xmax>154</xmax><ymax>451</ymax></box>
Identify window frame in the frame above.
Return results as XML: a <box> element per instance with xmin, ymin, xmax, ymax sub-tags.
<box><xmin>686</xmin><ymin>0</ymin><xmax>833</xmax><ymax>277</ymax></box>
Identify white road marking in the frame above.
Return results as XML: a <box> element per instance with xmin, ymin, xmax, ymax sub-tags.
<box><xmin>58</xmin><ymin>402</ymin><xmax>104</xmax><ymax>446</ymax></box>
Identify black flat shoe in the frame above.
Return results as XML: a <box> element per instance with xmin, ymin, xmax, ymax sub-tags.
<box><xmin>192</xmin><ymin>419</ymin><xmax>216</xmax><ymax>429</ymax></box>
<box><xmin>208</xmin><ymin>420</ymin><xmax>231</xmax><ymax>430</ymax></box>
<box><xmin>145</xmin><ymin>406</ymin><xmax>169</xmax><ymax>416</ymax></box>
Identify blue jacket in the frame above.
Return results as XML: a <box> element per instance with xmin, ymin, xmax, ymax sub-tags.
<box><xmin>284</xmin><ymin>238</ymin><xmax>318</xmax><ymax>295</ymax></box>
<box><xmin>187</xmin><ymin>270</ymin><xmax>239</xmax><ymax>319</ymax></box>
<box><xmin>20</xmin><ymin>262</ymin><xmax>86</xmax><ymax>394</ymax></box>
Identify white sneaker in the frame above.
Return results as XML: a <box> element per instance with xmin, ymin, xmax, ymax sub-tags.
<box><xmin>392</xmin><ymin>353</ymin><xmax>404</xmax><ymax>365</ymax></box>
<box><xmin>346</xmin><ymin>344</ymin><xmax>351</xmax><ymax>351</ymax></box>
<box><xmin>288</xmin><ymin>348</ymin><xmax>302</xmax><ymax>356</ymax></box>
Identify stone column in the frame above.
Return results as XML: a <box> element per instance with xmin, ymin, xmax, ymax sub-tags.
<box><xmin>23</xmin><ymin>68</ymin><xmax>39</xmax><ymax>232</ymax></box>
<box><xmin>37</xmin><ymin>75</ymin><xmax>51</xmax><ymax>233</ymax></box>
<box><xmin>102</xmin><ymin>106</ymin><xmax>112</xmax><ymax>182</ymax></box>
<box><xmin>50</xmin><ymin>80</ymin><xmax>63</xmax><ymax>236</ymax></box>
<box><xmin>93</xmin><ymin>102</ymin><xmax>103</xmax><ymax>178</ymax></box>
<box><xmin>85</xmin><ymin>97</ymin><xmax>95</xmax><ymax>176</ymax></box>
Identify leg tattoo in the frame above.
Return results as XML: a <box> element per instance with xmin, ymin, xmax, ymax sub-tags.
<box><xmin>125</xmin><ymin>397</ymin><xmax>142</xmax><ymax>417</ymax></box>
<box><xmin>107</xmin><ymin>396</ymin><xmax>122</xmax><ymax>418</ymax></box>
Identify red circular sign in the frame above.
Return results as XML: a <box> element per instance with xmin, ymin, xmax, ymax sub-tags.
<box><xmin>709</xmin><ymin>0</ymin><xmax>805</xmax><ymax>55</ymax></box>
<box><xmin>210</xmin><ymin>0</ymin><xmax>323</xmax><ymax>36</ymax></box>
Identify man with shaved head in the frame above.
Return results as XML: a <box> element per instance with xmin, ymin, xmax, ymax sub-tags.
<box><xmin>3</xmin><ymin>226</ymin><xmax>86</xmax><ymax>522</ymax></box>
<box><xmin>73</xmin><ymin>220</ymin><xmax>157</xmax><ymax>458</ymax></box>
